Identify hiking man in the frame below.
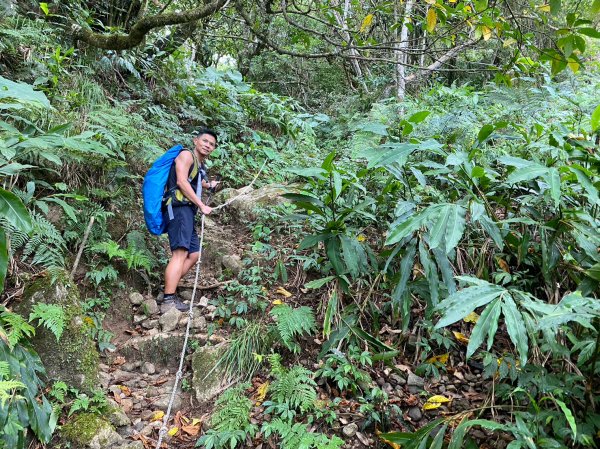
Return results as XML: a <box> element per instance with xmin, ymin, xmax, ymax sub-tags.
<box><xmin>160</xmin><ymin>129</ymin><xmax>219</xmax><ymax>311</ymax></box>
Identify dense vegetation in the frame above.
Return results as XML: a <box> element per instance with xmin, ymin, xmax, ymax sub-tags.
<box><xmin>1</xmin><ymin>0</ymin><xmax>599</xmax><ymax>448</ymax></box>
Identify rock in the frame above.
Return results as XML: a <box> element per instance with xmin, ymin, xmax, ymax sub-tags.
<box><xmin>122</xmin><ymin>362</ymin><xmax>136</xmax><ymax>372</ymax></box>
<box><xmin>408</xmin><ymin>407</ymin><xmax>423</xmax><ymax>421</ymax></box>
<box><xmin>222</xmin><ymin>254</ymin><xmax>243</xmax><ymax>275</ymax></box>
<box><xmin>159</xmin><ymin>308</ymin><xmax>182</xmax><ymax>332</ymax></box>
<box><xmin>191</xmin><ymin>343</ymin><xmax>227</xmax><ymax>404</ymax></box>
<box><xmin>16</xmin><ymin>272</ymin><xmax>99</xmax><ymax>391</ymax></box>
<box><xmin>121</xmin><ymin>398</ymin><xmax>134</xmax><ymax>413</ymax></box>
<box><xmin>390</xmin><ymin>373</ymin><xmax>406</xmax><ymax>386</ymax></box>
<box><xmin>141</xmin><ymin>299</ymin><xmax>159</xmax><ymax>316</ymax></box>
<box><xmin>198</xmin><ymin>296</ymin><xmax>209</xmax><ymax>307</ymax></box>
<box><xmin>129</xmin><ymin>292</ymin><xmax>145</xmax><ymax>305</ymax></box>
<box><xmin>115</xmin><ymin>442</ymin><xmax>144</xmax><ymax>449</ymax></box>
<box><xmin>213</xmin><ymin>184</ymin><xmax>291</xmax><ymax>221</ymax></box>
<box><xmin>342</xmin><ymin>423</ymin><xmax>358</xmax><ymax>437</ymax></box>
<box><xmin>407</xmin><ymin>372</ymin><xmax>425</xmax><ymax>389</ymax></box>
<box><xmin>112</xmin><ymin>369</ymin><xmax>137</xmax><ymax>383</ymax></box>
<box><xmin>153</xmin><ymin>393</ymin><xmax>182</xmax><ymax>411</ymax></box>
<box><xmin>99</xmin><ymin>371</ymin><xmax>111</xmax><ymax>389</ymax></box>
<box><xmin>191</xmin><ymin>315</ymin><xmax>207</xmax><ymax>330</ymax></box>
<box><xmin>133</xmin><ymin>314</ymin><xmax>147</xmax><ymax>324</ymax></box>
<box><xmin>142</xmin><ymin>319</ymin><xmax>158</xmax><ymax>329</ymax></box>
<box><xmin>376</xmin><ymin>377</ymin><xmax>385</xmax><ymax>386</ymax></box>
<box><xmin>142</xmin><ymin>362</ymin><xmax>156</xmax><ymax>375</ymax></box>
<box><xmin>383</xmin><ymin>383</ymin><xmax>393</xmax><ymax>394</ymax></box>
<box><xmin>107</xmin><ymin>401</ymin><xmax>131</xmax><ymax>427</ymax></box>
<box><xmin>179</xmin><ymin>289</ymin><xmax>193</xmax><ymax>302</ymax></box>
<box><xmin>60</xmin><ymin>413</ymin><xmax>122</xmax><ymax>449</ymax></box>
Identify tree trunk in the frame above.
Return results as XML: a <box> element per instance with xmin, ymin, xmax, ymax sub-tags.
<box><xmin>396</xmin><ymin>0</ymin><xmax>414</xmax><ymax>100</ymax></box>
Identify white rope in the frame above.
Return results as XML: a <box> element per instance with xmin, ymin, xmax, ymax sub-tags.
<box><xmin>153</xmin><ymin>161</ymin><xmax>267</xmax><ymax>448</ymax></box>
<box><xmin>155</xmin><ymin>214</ymin><xmax>205</xmax><ymax>449</ymax></box>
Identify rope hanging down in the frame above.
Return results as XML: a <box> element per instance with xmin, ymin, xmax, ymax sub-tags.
<box><xmin>154</xmin><ymin>160</ymin><xmax>267</xmax><ymax>449</ymax></box>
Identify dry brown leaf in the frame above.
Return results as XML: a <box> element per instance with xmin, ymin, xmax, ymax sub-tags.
<box><xmin>426</xmin><ymin>353</ymin><xmax>449</xmax><ymax>364</ymax></box>
<box><xmin>453</xmin><ymin>331</ymin><xmax>470</xmax><ymax>344</ymax></box>
<box><xmin>113</xmin><ymin>356</ymin><xmax>126</xmax><ymax>365</ymax></box>
<box><xmin>275</xmin><ymin>287</ymin><xmax>292</xmax><ymax>297</ymax></box>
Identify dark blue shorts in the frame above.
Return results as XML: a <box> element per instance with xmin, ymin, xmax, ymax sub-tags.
<box><xmin>164</xmin><ymin>206</ymin><xmax>199</xmax><ymax>254</ymax></box>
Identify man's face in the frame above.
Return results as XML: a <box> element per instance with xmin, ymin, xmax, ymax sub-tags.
<box><xmin>193</xmin><ymin>133</ymin><xmax>217</xmax><ymax>158</ymax></box>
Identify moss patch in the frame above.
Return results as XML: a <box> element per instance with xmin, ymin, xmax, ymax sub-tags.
<box><xmin>192</xmin><ymin>343</ymin><xmax>228</xmax><ymax>403</ymax></box>
<box><xmin>17</xmin><ymin>271</ymin><xmax>99</xmax><ymax>391</ymax></box>
<box><xmin>61</xmin><ymin>413</ymin><xmax>111</xmax><ymax>447</ymax></box>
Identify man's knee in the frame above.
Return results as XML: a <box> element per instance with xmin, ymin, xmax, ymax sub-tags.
<box><xmin>188</xmin><ymin>251</ymin><xmax>199</xmax><ymax>263</ymax></box>
<box><xmin>170</xmin><ymin>248</ymin><xmax>189</xmax><ymax>263</ymax></box>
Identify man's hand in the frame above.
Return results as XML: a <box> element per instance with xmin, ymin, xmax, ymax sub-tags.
<box><xmin>200</xmin><ymin>204</ymin><xmax>213</xmax><ymax>215</ymax></box>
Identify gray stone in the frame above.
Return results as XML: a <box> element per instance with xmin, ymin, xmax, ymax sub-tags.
<box><xmin>159</xmin><ymin>308</ymin><xmax>182</xmax><ymax>332</ymax></box>
<box><xmin>342</xmin><ymin>423</ymin><xmax>358</xmax><ymax>437</ymax></box>
<box><xmin>390</xmin><ymin>373</ymin><xmax>406</xmax><ymax>386</ymax></box>
<box><xmin>122</xmin><ymin>362</ymin><xmax>136</xmax><ymax>372</ymax></box>
<box><xmin>191</xmin><ymin>343</ymin><xmax>228</xmax><ymax>404</ymax></box>
<box><xmin>140</xmin><ymin>299</ymin><xmax>159</xmax><ymax>316</ymax></box>
<box><xmin>191</xmin><ymin>315</ymin><xmax>207</xmax><ymax>330</ymax></box>
<box><xmin>142</xmin><ymin>319</ymin><xmax>158</xmax><ymax>329</ymax></box>
<box><xmin>61</xmin><ymin>413</ymin><xmax>122</xmax><ymax>449</ymax></box>
<box><xmin>16</xmin><ymin>272</ymin><xmax>99</xmax><ymax>391</ymax></box>
<box><xmin>129</xmin><ymin>292</ymin><xmax>145</xmax><ymax>305</ymax></box>
<box><xmin>142</xmin><ymin>362</ymin><xmax>156</xmax><ymax>375</ymax></box>
<box><xmin>407</xmin><ymin>372</ymin><xmax>425</xmax><ymax>387</ymax></box>
<box><xmin>213</xmin><ymin>184</ymin><xmax>291</xmax><ymax>221</ymax></box>
<box><xmin>408</xmin><ymin>406</ymin><xmax>423</xmax><ymax>421</ymax></box>
<box><xmin>133</xmin><ymin>314</ymin><xmax>147</xmax><ymax>324</ymax></box>
<box><xmin>198</xmin><ymin>296</ymin><xmax>210</xmax><ymax>307</ymax></box>
<box><xmin>115</xmin><ymin>442</ymin><xmax>144</xmax><ymax>449</ymax></box>
<box><xmin>107</xmin><ymin>400</ymin><xmax>131</xmax><ymax>427</ymax></box>
<box><xmin>222</xmin><ymin>254</ymin><xmax>243</xmax><ymax>275</ymax></box>
<box><xmin>179</xmin><ymin>289</ymin><xmax>193</xmax><ymax>302</ymax></box>
<box><xmin>153</xmin><ymin>393</ymin><xmax>182</xmax><ymax>411</ymax></box>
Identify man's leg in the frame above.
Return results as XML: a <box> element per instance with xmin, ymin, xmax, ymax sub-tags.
<box><xmin>164</xmin><ymin>248</ymin><xmax>189</xmax><ymax>294</ymax></box>
<box><xmin>181</xmin><ymin>251</ymin><xmax>199</xmax><ymax>277</ymax></box>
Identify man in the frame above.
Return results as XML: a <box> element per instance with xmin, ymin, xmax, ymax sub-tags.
<box><xmin>160</xmin><ymin>129</ymin><xmax>219</xmax><ymax>312</ymax></box>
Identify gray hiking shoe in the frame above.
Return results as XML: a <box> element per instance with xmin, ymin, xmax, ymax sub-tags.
<box><xmin>160</xmin><ymin>294</ymin><xmax>189</xmax><ymax>313</ymax></box>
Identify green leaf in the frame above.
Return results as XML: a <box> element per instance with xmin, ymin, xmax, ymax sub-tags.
<box><xmin>428</xmin><ymin>204</ymin><xmax>466</xmax><ymax>253</ymax></box>
<box><xmin>386</xmin><ymin>207</ymin><xmax>433</xmax><ymax>245</ymax></box>
<box><xmin>0</xmin><ymin>230</ymin><xmax>7</xmax><ymax>293</ymax></box>
<box><xmin>305</xmin><ymin>276</ymin><xmax>335</xmax><ymax>289</ymax></box>
<box><xmin>298</xmin><ymin>234</ymin><xmax>327</xmax><ymax>250</ymax></box>
<box><xmin>408</xmin><ymin>111</ymin><xmax>430</xmax><ymax>124</ymax></box>
<box><xmin>549</xmin><ymin>0</ymin><xmax>561</xmax><ymax>14</ymax></box>
<box><xmin>0</xmin><ymin>188</ymin><xmax>32</xmax><ymax>233</ymax></box>
<box><xmin>591</xmin><ymin>0</ymin><xmax>600</xmax><ymax>14</ymax></box>
<box><xmin>0</xmin><ymin>76</ymin><xmax>51</xmax><ymax>108</ymax></box>
<box><xmin>326</xmin><ymin>236</ymin><xmax>345</xmax><ymax>275</ymax></box>
<box><xmin>322</xmin><ymin>290</ymin><xmax>338</xmax><ymax>339</ymax></box>
<box><xmin>547</xmin><ymin>168</ymin><xmax>561</xmax><ymax>208</ymax></box>
<box><xmin>578</xmin><ymin>27</ymin><xmax>600</xmax><ymax>38</ymax></box>
<box><xmin>554</xmin><ymin>399</ymin><xmax>577</xmax><ymax>439</ymax></box>
<box><xmin>467</xmin><ymin>297</ymin><xmax>502</xmax><ymax>359</ymax></box>
<box><xmin>584</xmin><ymin>262</ymin><xmax>600</xmax><ymax>281</ymax></box>
<box><xmin>39</xmin><ymin>2</ymin><xmax>49</xmax><ymax>14</ymax></box>
<box><xmin>591</xmin><ymin>104</ymin><xmax>600</xmax><ymax>132</ymax></box>
<box><xmin>506</xmin><ymin>165</ymin><xmax>548</xmax><ymax>184</ymax></box>
<box><xmin>502</xmin><ymin>294</ymin><xmax>528</xmax><ymax>365</ymax></box>
<box><xmin>476</xmin><ymin>124</ymin><xmax>495</xmax><ymax>144</ymax></box>
<box><xmin>435</xmin><ymin>282</ymin><xmax>505</xmax><ymax>328</ymax></box>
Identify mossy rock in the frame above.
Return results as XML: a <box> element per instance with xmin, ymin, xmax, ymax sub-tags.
<box><xmin>16</xmin><ymin>271</ymin><xmax>99</xmax><ymax>391</ymax></box>
<box><xmin>191</xmin><ymin>343</ymin><xmax>228</xmax><ymax>403</ymax></box>
<box><xmin>61</xmin><ymin>413</ymin><xmax>122</xmax><ymax>449</ymax></box>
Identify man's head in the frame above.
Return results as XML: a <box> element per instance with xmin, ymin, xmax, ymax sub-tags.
<box><xmin>192</xmin><ymin>128</ymin><xmax>217</xmax><ymax>159</ymax></box>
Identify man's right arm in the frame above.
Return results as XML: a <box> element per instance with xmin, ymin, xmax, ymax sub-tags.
<box><xmin>174</xmin><ymin>152</ymin><xmax>212</xmax><ymax>215</ymax></box>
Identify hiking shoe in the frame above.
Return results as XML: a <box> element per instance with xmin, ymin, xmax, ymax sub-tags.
<box><xmin>160</xmin><ymin>295</ymin><xmax>189</xmax><ymax>313</ymax></box>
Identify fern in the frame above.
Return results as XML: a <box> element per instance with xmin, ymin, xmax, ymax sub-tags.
<box><xmin>0</xmin><ymin>380</ymin><xmax>25</xmax><ymax>406</ymax></box>
<box><xmin>269</xmin><ymin>304</ymin><xmax>316</xmax><ymax>353</ymax></box>
<box><xmin>22</xmin><ymin>212</ymin><xmax>66</xmax><ymax>269</ymax></box>
<box><xmin>197</xmin><ymin>383</ymin><xmax>257</xmax><ymax>449</ymax></box>
<box><xmin>262</xmin><ymin>418</ymin><xmax>344</xmax><ymax>449</ymax></box>
<box><xmin>268</xmin><ymin>361</ymin><xmax>317</xmax><ymax>414</ymax></box>
<box><xmin>29</xmin><ymin>303</ymin><xmax>65</xmax><ymax>341</ymax></box>
<box><xmin>0</xmin><ymin>308</ymin><xmax>35</xmax><ymax>349</ymax></box>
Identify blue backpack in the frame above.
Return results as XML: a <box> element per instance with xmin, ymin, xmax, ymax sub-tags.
<box><xmin>142</xmin><ymin>144</ymin><xmax>184</xmax><ymax>235</ymax></box>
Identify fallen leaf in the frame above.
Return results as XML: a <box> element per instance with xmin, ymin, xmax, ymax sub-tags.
<box><xmin>357</xmin><ymin>234</ymin><xmax>367</xmax><ymax>242</ymax></box>
<box><xmin>118</xmin><ymin>385</ymin><xmax>131</xmax><ymax>396</ymax></box>
<box><xmin>497</xmin><ymin>258</ymin><xmax>510</xmax><ymax>273</ymax></box>
<box><xmin>255</xmin><ymin>381</ymin><xmax>270</xmax><ymax>405</ymax></box>
<box><xmin>151</xmin><ymin>410</ymin><xmax>165</xmax><ymax>422</ymax></box>
<box><xmin>272</xmin><ymin>299</ymin><xmax>284</xmax><ymax>305</ymax></box>
<box><xmin>275</xmin><ymin>287</ymin><xmax>292</xmax><ymax>297</ymax></box>
<box><xmin>181</xmin><ymin>424</ymin><xmax>200</xmax><ymax>436</ymax></box>
<box><xmin>453</xmin><ymin>331</ymin><xmax>469</xmax><ymax>344</ymax></box>
<box><xmin>167</xmin><ymin>426</ymin><xmax>179</xmax><ymax>437</ymax></box>
<box><xmin>112</xmin><ymin>392</ymin><xmax>122</xmax><ymax>404</ymax></box>
<box><xmin>113</xmin><ymin>356</ymin><xmax>126</xmax><ymax>365</ymax></box>
<box><xmin>426</xmin><ymin>353</ymin><xmax>449</xmax><ymax>364</ymax></box>
<box><xmin>423</xmin><ymin>394</ymin><xmax>452</xmax><ymax>410</ymax></box>
<box><xmin>463</xmin><ymin>311</ymin><xmax>479</xmax><ymax>323</ymax></box>
<box><xmin>377</xmin><ymin>429</ymin><xmax>401</xmax><ymax>449</ymax></box>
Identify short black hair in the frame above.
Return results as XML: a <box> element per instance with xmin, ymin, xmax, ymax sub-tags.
<box><xmin>192</xmin><ymin>128</ymin><xmax>218</xmax><ymax>143</ymax></box>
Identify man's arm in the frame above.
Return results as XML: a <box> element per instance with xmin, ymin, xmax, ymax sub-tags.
<box><xmin>175</xmin><ymin>151</ymin><xmax>212</xmax><ymax>214</ymax></box>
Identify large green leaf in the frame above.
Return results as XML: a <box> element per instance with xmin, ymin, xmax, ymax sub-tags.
<box><xmin>506</xmin><ymin>164</ymin><xmax>548</xmax><ymax>184</ymax></box>
<box><xmin>435</xmin><ymin>282</ymin><xmax>504</xmax><ymax>328</ymax></box>
<box><xmin>419</xmin><ymin>240</ymin><xmax>439</xmax><ymax>307</ymax></box>
<box><xmin>0</xmin><ymin>76</ymin><xmax>51</xmax><ymax>109</ymax></box>
<box><xmin>0</xmin><ymin>189</ymin><xmax>32</xmax><ymax>233</ymax></box>
<box><xmin>467</xmin><ymin>297</ymin><xmax>502</xmax><ymax>359</ymax></box>
<box><xmin>502</xmin><ymin>294</ymin><xmax>528</xmax><ymax>365</ymax></box>
<box><xmin>0</xmin><ymin>230</ymin><xmax>7</xmax><ymax>293</ymax></box>
<box><xmin>428</xmin><ymin>203</ymin><xmax>466</xmax><ymax>253</ymax></box>
<box><xmin>592</xmin><ymin>0</ymin><xmax>600</xmax><ymax>14</ymax></box>
<box><xmin>592</xmin><ymin>104</ymin><xmax>600</xmax><ymax>132</ymax></box>
<box><xmin>386</xmin><ymin>207</ymin><xmax>434</xmax><ymax>245</ymax></box>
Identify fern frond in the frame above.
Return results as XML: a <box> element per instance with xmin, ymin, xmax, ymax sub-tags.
<box><xmin>0</xmin><ymin>361</ymin><xmax>9</xmax><ymax>379</ymax></box>
<box><xmin>270</xmin><ymin>364</ymin><xmax>317</xmax><ymax>413</ymax></box>
<box><xmin>262</xmin><ymin>418</ymin><xmax>344</xmax><ymax>449</ymax></box>
<box><xmin>0</xmin><ymin>308</ymin><xmax>35</xmax><ymax>349</ymax></box>
<box><xmin>22</xmin><ymin>211</ymin><xmax>66</xmax><ymax>268</ymax></box>
<box><xmin>29</xmin><ymin>303</ymin><xmax>65</xmax><ymax>341</ymax></box>
<box><xmin>269</xmin><ymin>304</ymin><xmax>316</xmax><ymax>353</ymax></box>
<box><xmin>0</xmin><ymin>380</ymin><xmax>25</xmax><ymax>405</ymax></box>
